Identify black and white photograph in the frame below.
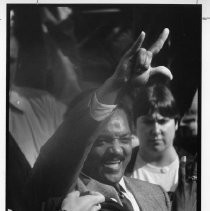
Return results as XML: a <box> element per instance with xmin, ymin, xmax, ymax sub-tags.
<box><xmin>3</xmin><ymin>2</ymin><xmax>205</xmax><ymax>211</ymax></box>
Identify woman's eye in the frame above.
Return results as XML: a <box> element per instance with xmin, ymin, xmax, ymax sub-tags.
<box><xmin>158</xmin><ymin>119</ymin><xmax>169</xmax><ymax>124</ymax></box>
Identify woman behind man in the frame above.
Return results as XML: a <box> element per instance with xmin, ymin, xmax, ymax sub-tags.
<box><xmin>128</xmin><ymin>83</ymin><xmax>180</xmax><ymax>193</ymax></box>
<box><xmin>126</xmin><ymin>82</ymin><xmax>197</xmax><ymax>210</ymax></box>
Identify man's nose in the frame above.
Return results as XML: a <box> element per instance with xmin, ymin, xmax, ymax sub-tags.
<box><xmin>107</xmin><ymin>139</ymin><xmax>123</xmax><ymax>155</ymax></box>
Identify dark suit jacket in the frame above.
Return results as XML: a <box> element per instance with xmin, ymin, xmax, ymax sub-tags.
<box><xmin>44</xmin><ymin>174</ymin><xmax>170</xmax><ymax>211</ymax></box>
<box><xmin>25</xmin><ymin>91</ymin><xmax>170</xmax><ymax>211</ymax></box>
<box><xmin>77</xmin><ymin>174</ymin><xmax>171</xmax><ymax>211</ymax></box>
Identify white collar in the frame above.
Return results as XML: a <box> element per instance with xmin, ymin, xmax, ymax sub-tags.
<box><xmin>119</xmin><ymin>177</ymin><xmax>127</xmax><ymax>192</ymax></box>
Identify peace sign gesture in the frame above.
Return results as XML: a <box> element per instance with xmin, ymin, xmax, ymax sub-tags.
<box><xmin>96</xmin><ymin>28</ymin><xmax>172</xmax><ymax>104</ymax></box>
<box><xmin>111</xmin><ymin>28</ymin><xmax>171</xmax><ymax>87</ymax></box>
<box><xmin>132</xmin><ymin>28</ymin><xmax>172</xmax><ymax>84</ymax></box>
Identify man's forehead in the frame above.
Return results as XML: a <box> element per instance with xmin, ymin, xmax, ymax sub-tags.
<box><xmin>105</xmin><ymin>109</ymin><xmax>129</xmax><ymax>132</ymax></box>
<box><xmin>107</xmin><ymin>117</ymin><xmax>126</xmax><ymax>131</ymax></box>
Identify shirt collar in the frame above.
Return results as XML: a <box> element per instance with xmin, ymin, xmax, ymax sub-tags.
<box><xmin>119</xmin><ymin>177</ymin><xmax>127</xmax><ymax>193</ymax></box>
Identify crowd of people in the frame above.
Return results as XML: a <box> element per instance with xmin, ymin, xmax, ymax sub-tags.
<box><xmin>7</xmin><ymin>6</ymin><xmax>198</xmax><ymax>211</ymax></box>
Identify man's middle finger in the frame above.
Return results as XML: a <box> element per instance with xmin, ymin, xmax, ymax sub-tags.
<box><xmin>149</xmin><ymin>28</ymin><xmax>169</xmax><ymax>55</ymax></box>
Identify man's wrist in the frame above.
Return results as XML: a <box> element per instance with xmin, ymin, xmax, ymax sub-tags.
<box><xmin>96</xmin><ymin>77</ymin><xmax>122</xmax><ymax>105</ymax></box>
<box><xmin>107</xmin><ymin>76</ymin><xmax>127</xmax><ymax>91</ymax></box>
<box><xmin>89</xmin><ymin>92</ymin><xmax>117</xmax><ymax>121</ymax></box>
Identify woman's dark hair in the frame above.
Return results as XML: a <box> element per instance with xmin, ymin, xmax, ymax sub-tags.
<box><xmin>133</xmin><ymin>83</ymin><xmax>180</xmax><ymax>123</ymax></box>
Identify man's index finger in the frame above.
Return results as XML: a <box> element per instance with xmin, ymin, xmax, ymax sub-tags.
<box><xmin>128</xmin><ymin>31</ymin><xmax>146</xmax><ymax>56</ymax></box>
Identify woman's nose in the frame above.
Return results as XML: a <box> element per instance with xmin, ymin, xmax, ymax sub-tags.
<box><xmin>152</xmin><ymin>122</ymin><xmax>161</xmax><ymax>134</ymax></box>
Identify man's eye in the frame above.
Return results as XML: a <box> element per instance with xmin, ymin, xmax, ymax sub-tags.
<box><xmin>94</xmin><ymin>139</ymin><xmax>107</xmax><ymax>146</ymax></box>
<box><xmin>120</xmin><ymin>136</ymin><xmax>131</xmax><ymax>143</ymax></box>
<box><xmin>120</xmin><ymin>138</ymin><xmax>131</xmax><ymax>144</ymax></box>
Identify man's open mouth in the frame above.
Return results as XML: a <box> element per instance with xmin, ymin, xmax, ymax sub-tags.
<box><xmin>103</xmin><ymin>160</ymin><xmax>122</xmax><ymax>170</ymax></box>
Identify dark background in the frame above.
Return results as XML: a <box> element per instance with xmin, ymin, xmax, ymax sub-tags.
<box><xmin>7</xmin><ymin>4</ymin><xmax>201</xmax><ymax>115</ymax></box>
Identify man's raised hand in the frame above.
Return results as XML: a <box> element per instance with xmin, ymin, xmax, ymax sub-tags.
<box><xmin>95</xmin><ymin>28</ymin><xmax>172</xmax><ymax>104</ymax></box>
<box><xmin>132</xmin><ymin>28</ymin><xmax>172</xmax><ymax>85</ymax></box>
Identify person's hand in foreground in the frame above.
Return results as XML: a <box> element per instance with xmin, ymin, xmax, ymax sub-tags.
<box><xmin>61</xmin><ymin>191</ymin><xmax>105</xmax><ymax>211</ymax></box>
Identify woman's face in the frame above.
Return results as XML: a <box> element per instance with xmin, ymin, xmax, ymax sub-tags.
<box><xmin>136</xmin><ymin>112</ymin><xmax>177</xmax><ymax>153</ymax></box>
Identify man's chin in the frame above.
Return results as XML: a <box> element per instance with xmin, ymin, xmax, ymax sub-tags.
<box><xmin>101</xmin><ymin>173</ymin><xmax>123</xmax><ymax>186</ymax></box>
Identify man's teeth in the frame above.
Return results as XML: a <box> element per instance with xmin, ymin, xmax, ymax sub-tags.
<box><xmin>104</xmin><ymin>160</ymin><xmax>121</xmax><ymax>168</ymax></box>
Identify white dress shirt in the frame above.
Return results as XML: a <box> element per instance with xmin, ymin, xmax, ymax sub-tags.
<box><xmin>131</xmin><ymin>153</ymin><xmax>179</xmax><ymax>192</ymax></box>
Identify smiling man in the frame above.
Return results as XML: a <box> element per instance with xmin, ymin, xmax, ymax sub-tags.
<box><xmin>83</xmin><ymin>108</ymin><xmax>132</xmax><ymax>186</ymax></box>
<box><xmin>79</xmin><ymin>106</ymin><xmax>171</xmax><ymax>211</ymax></box>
